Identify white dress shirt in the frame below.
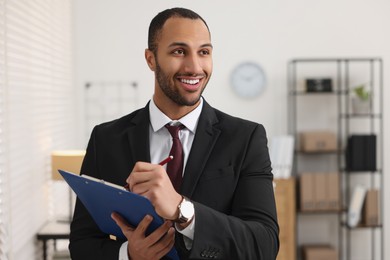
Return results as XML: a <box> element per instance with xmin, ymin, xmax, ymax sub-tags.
<box><xmin>119</xmin><ymin>97</ymin><xmax>203</xmax><ymax>259</ymax></box>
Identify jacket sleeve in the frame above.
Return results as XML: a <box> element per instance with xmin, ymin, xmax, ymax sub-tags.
<box><xmin>186</xmin><ymin>124</ymin><xmax>279</xmax><ymax>260</ymax></box>
<box><xmin>69</xmin><ymin>127</ymin><xmax>123</xmax><ymax>260</ymax></box>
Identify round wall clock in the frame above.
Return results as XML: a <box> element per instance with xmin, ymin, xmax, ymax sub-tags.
<box><xmin>230</xmin><ymin>62</ymin><xmax>266</xmax><ymax>98</ymax></box>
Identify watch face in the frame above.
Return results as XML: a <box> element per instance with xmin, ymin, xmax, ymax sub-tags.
<box><xmin>180</xmin><ymin>199</ymin><xmax>194</xmax><ymax>219</ymax></box>
<box><xmin>230</xmin><ymin>62</ymin><xmax>266</xmax><ymax>98</ymax></box>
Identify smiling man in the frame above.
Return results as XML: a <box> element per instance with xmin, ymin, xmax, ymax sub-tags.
<box><xmin>147</xmin><ymin>15</ymin><xmax>213</xmax><ymax>118</ymax></box>
<box><xmin>70</xmin><ymin>7</ymin><xmax>279</xmax><ymax>260</ymax></box>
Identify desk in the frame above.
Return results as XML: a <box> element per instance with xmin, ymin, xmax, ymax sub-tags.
<box><xmin>36</xmin><ymin>221</ymin><xmax>70</xmax><ymax>260</ymax></box>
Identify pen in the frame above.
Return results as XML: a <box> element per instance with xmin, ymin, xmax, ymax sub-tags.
<box><xmin>158</xmin><ymin>155</ymin><xmax>174</xmax><ymax>166</ymax></box>
<box><xmin>124</xmin><ymin>155</ymin><xmax>174</xmax><ymax>191</ymax></box>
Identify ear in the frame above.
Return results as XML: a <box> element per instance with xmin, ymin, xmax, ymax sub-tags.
<box><xmin>145</xmin><ymin>49</ymin><xmax>156</xmax><ymax>71</ymax></box>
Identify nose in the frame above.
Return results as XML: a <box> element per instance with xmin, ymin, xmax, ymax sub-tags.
<box><xmin>183</xmin><ymin>53</ymin><xmax>203</xmax><ymax>75</ymax></box>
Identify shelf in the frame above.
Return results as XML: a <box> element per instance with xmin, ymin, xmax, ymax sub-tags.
<box><xmin>341</xmin><ymin>223</ymin><xmax>383</xmax><ymax>229</ymax></box>
<box><xmin>290</xmin><ymin>57</ymin><xmax>382</xmax><ymax>63</ymax></box>
<box><xmin>298</xmin><ymin>209</ymin><xmax>345</xmax><ymax>215</ymax></box>
<box><xmin>340</xmin><ymin>113</ymin><xmax>382</xmax><ymax>119</ymax></box>
<box><xmin>290</xmin><ymin>90</ymin><xmax>352</xmax><ymax>96</ymax></box>
<box><xmin>290</xmin><ymin>90</ymin><xmax>340</xmax><ymax>96</ymax></box>
<box><xmin>295</xmin><ymin>150</ymin><xmax>341</xmax><ymax>155</ymax></box>
<box><xmin>288</xmin><ymin>58</ymin><xmax>383</xmax><ymax>260</ymax></box>
<box><xmin>341</xmin><ymin>169</ymin><xmax>382</xmax><ymax>174</ymax></box>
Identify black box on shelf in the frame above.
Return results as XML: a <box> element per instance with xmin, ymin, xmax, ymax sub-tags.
<box><xmin>346</xmin><ymin>135</ymin><xmax>376</xmax><ymax>171</ymax></box>
<box><xmin>306</xmin><ymin>78</ymin><xmax>332</xmax><ymax>92</ymax></box>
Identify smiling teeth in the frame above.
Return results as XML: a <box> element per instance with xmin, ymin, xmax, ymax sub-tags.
<box><xmin>181</xmin><ymin>79</ymin><xmax>199</xmax><ymax>85</ymax></box>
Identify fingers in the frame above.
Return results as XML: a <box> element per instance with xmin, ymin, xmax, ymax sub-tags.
<box><xmin>127</xmin><ymin>162</ymin><xmax>165</xmax><ymax>192</ymax></box>
<box><xmin>111</xmin><ymin>212</ymin><xmax>135</xmax><ymax>234</ymax></box>
<box><xmin>144</xmin><ymin>220</ymin><xmax>173</xmax><ymax>245</ymax></box>
<box><xmin>125</xmin><ymin>161</ymin><xmax>180</xmax><ymax>220</ymax></box>
<box><xmin>154</xmin><ymin>226</ymin><xmax>176</xmax><ymax>259</ymax></box>
<box><xmin>111</xmin><ymin>211</ymin><xmax>173</xmax><ymax>242</ymax></box>
<box><xmin>127</xmin><ymin>162</ymin><xmax>151</xmax><ymax>191</ymax></box>
<box><xmin>130</xmin><ymin>181</ymin><xmax>151</xmax><ymax>197</ymax></box>
<box><xmin>135</xmin><ymin>214</ymin><xmax>154</xmax><ymax>236</ymax></box>
<box><xmin>142</xmin><ymin>221</ymin><xmax>175</xmax><ymax>259</ymax></box>
<box><xmin>112</xmin><ymin>212</ymin><xmax>176</xmax><ymax>259</ymax></box>
<box><xmin>128</xmin><ymin>174</ymin><xmax>151</xmax><ymax>194</ymax></box>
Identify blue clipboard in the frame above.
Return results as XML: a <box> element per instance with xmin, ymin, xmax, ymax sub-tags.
<box><xmin>59</xmin><ymin>170</ymin><xmax>179</xmax><ymax>260</ymax></box>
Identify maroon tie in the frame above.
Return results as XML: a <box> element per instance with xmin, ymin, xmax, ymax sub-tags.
<box><xmin>165</xmin><ymin>124</ymin><xmax>184</xmax><ymax>192</ymax></box>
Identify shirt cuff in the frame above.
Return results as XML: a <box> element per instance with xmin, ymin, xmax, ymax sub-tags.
<box><xmin>175</xmin><ymin>214</ymin><xmax>195</xmax><ymax>249</ymax></box>
<box><xmin>119</xmin><ymin>241</ymin><xmax>129</xmax><ymax>260</ymax></box>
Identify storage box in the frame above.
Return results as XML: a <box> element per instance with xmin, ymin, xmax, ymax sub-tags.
<box><xmin>346</xmin><ymin>135</ymin><xmax>376</xmax><ymax>171</ymax></box>
<box><xmin>300</xmin><ymin>131</ymin><xmax>337</xmax><ymax>152</ymax></box>
<box><xmin>363</xmin><ymin>189</ymin><xmax>380</xmax><ymax>226</ymax></box>
<box><xmin>300</xmin><ymin>173</ymin><xmax>315</xmax><ymax>211</ymax></box>
<box><xmin>315</xmin><ymin>173</ymin><xmax>327</xmax><ymax>210</ymax></box>
<box><xmin>327</xmin><ymin>173</ymin><xmax>341</xmax><ymax>210</ymax></box>
<box><xmin>306</xmin><ymin>78</ymin><xmax>333</xmax><ymax>92</ymax></box>
<box><xmin>300</xmin><ymin>172</ymin><xmax>341</xmax><ymax>211</ymax></box>
<box><xmin>302</xmin><ymin>245</ymin><xmax>338</xmax><ymax>260</ymax></box>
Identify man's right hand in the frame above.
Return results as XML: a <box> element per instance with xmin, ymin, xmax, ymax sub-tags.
<box><xmin>111</xmin><ymin>212</ymin><xmax>175</xmax><ymax>260</ymax></box>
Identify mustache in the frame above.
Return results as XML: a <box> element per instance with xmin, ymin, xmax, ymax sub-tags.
<box><xmin>175</xmin><ymin>72</ymin><xmax>207</xmax><ymax>78</ymax></box>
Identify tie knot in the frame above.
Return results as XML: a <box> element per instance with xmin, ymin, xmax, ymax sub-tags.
<box><xmin>165</xmin><ymin>123</ymin><xmax>184</xmax><ymax>138</ymax></box>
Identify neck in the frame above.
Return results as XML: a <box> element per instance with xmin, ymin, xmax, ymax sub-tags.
<box><xmin>153</xmin><ymin>95</ymin><xmax>200</xmax><ymax>120</ymax></box>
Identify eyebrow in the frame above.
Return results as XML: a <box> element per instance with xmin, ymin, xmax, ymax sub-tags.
<box><xmin>168</xmin><ymin>42</ymin><xmax>213</xmax><ymax>49</ymax></box>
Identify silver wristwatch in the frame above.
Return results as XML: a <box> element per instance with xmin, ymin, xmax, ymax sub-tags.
<box><xmin>176</xmin><ymin>196</ymin><xmax>194</xmax><ymax>224</ymax></box>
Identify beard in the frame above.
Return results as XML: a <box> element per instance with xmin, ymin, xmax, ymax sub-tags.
<box><xmin>155</xmin><ymin>59</ymin><xmax>209</xmax><ymax>106</ymax></box>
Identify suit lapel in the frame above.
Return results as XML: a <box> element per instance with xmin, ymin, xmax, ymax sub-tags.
<box><xmin>126</xmin><ymin>104</ymin><xmax>151</xmax><ymax>166</ymax></box>
<box><xmin>181</xmin><ymin>101</ymin><xmax>221</xmax><ymax>197</ymax></box>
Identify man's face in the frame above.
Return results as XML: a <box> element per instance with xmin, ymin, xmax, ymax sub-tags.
<box><xmin>147</xmin><ymin>17</ymin><xmax>213</xmax><ymax>108</ymax></box>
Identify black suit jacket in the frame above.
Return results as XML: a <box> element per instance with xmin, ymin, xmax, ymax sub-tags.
<box><xmin>69</xmin><ymin>100</ymin><xmax>279</xmax><ymax>260</ymax></box>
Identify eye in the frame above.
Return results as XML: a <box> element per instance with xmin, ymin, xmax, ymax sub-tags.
<box><xmin>172</xmin><ymin>49</ymin><xmax>185</xmax><ymax>55</ymax></box>
<box><xmin>200</xmin><ymin>49</ymin><xmax>211</xmax><ymax>56</ymax></box>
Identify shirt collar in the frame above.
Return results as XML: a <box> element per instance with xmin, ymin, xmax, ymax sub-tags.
<box><xmin>149</xmin><ymin>97</ymin><xmax>203</xmax><ymax>134</ymax></box>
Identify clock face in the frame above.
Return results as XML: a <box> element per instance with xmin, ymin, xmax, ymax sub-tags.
<box><xmin>230</xmin><ymin>62</ymin><xmax>266</xmax><ymax>98</ymax></box>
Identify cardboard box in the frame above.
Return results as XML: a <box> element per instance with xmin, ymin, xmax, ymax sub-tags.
<box><xmin>274</xmin><ymin>178</ymin><xmax>296</xmax><ymax>260</ymax></box>
<box><xmin>300</xmin><ymin>131</ymin><xmax>337</xmax><ymax>152</ymax></box>
<box><xmin>300</xmin><ymin>172</ymin><xmax>341</xmax><ymax>211</ymax></box>
<box><xmin>364</xmin><ymin>189</ymin><xmax>380</xmax><ymax>226</ymax></box>
<box><xmin>302</xmin><ymin>245</ymin><xmax>338</xmax><ymax>260</ymax></box>
<box><xmin>315</xmin><ymin>173</ymin><xmax>327</xmax><ymax>210</ymax></box>
<box><xmin>300</xmin><ymin>173</ymin><xmax>315</xmax><ymax>211</ymax></box>
<box><xmin>327</xmin><ymin>173</ymin><xmax>340</xmax><ymax>210</ymax></box>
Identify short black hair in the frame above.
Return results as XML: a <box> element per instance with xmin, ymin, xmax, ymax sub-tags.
<box><xmin>148</xmin><ymin>7</ymin><xmax>210</xmax><ymax>53</ymax></box>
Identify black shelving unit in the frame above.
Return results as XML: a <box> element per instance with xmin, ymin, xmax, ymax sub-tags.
<box><xmin>288</xmin><ymin>58</ymin><xmax>383</xmax><ymax>260</ymax></box>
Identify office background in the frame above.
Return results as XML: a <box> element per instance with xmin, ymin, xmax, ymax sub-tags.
<box><xmin>0</xmin><ymin>0</ymin><xmax>388</xmax><ymax>259</ymax></box>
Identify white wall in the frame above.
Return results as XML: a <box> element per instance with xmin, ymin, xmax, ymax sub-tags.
<box><xmin>73</xmin><ymin>0</ymin><xmax>390</xmax><ymax>259</ymax></box>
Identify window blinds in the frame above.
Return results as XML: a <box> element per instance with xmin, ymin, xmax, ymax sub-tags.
<box><xmin>0</xmin><ymin>1</ymin><xmax>9</xmax><ymax>259</ymax></box>
<box><xmin>0</xmin><ymin>1</ymin><xmax>75</xmax><ymax>259</ymax></box>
